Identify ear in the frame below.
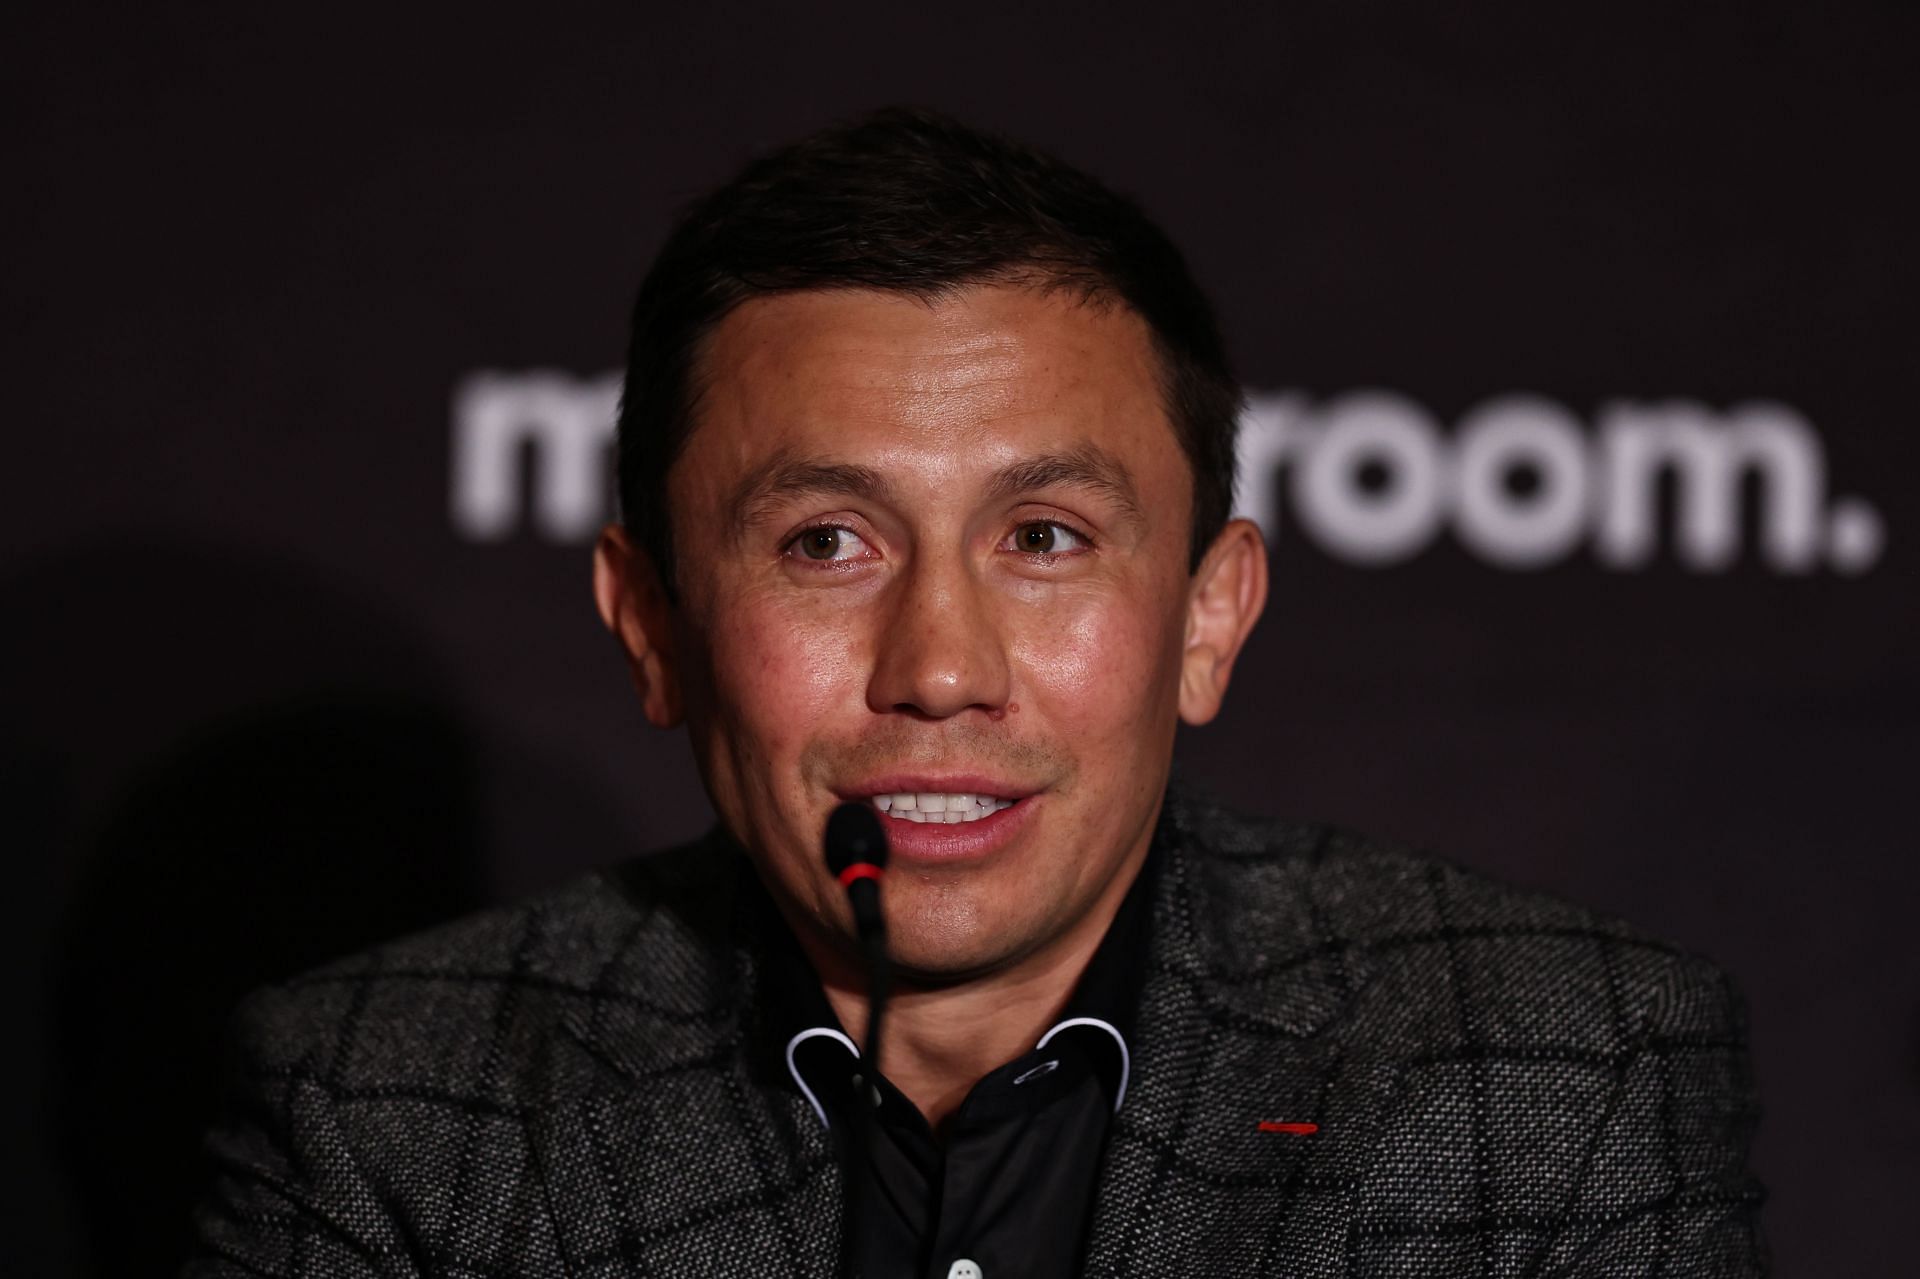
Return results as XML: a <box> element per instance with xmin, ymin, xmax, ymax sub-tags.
<box><xmin>592</xmin><ymin>525</ymin><xmax>684</xmax><ymax>729</ymax></box>
<box><xmin>1178</xmin><ymin>518</ymin><xmax>1270</xmax><ymax>726</ymax></box>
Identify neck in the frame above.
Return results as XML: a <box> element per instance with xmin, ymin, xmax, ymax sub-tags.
<box><xmin>808</xmin><ymin>844</ymin><xmax>1148</xmax><ymax>1134</ymax></box>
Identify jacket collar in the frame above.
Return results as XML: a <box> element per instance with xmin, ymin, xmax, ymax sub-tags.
<box><xmin>542</xmin><ymin>790</ymin><xmax>1369</xmax><ymax>1080</ymax></box>
<box><xmin>1151</xmin><ymin>788</ymin><xmax>1373</xmax><ymax>1038</ymax></box>
<box><xmin>526</xmin><ymin>790</ymin><xmax>1378</xmax><ymax>1275</ymax></box>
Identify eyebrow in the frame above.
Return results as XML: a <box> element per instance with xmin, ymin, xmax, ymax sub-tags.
<box><xmin>983</xmin><ymin>445</ymin><xmax>1144</xmax><ymax>523</ymax></box>
<box><xmin>726</xmin><ymin>443</ymin><xmax>1144</xmax><ymax>537</ymax></box>
<box><xmin>729</xmin><ymin>456</ymin><xmax>895</xmax><ymax>536</ymax></box>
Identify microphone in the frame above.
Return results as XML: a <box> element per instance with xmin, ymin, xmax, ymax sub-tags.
<box><xmin>823</xmin><ymin>802</ymin><xmax>891</xmax><ymax>1071</ymax></box>
<box><xmin>823</xmin><ymin>802</ymin><xmax>891</xmax><ymax>1278</ymax></box>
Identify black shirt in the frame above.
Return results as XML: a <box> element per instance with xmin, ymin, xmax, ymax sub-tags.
<box><xmin>763</xmin><ymin>844</ymin><xmax>1157</xmax><ymax>1279</ymax></box>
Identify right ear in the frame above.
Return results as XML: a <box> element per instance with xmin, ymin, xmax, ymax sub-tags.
<box><xmin>592</xmin><ymin>525</ymin><xmax>683</xmax><ymax>728</ymax></box>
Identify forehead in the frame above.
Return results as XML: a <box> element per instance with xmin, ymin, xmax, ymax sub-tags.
<box><xmin>678</xmin><ymin>284</ymin><xmax>1180</xmax><ymax>480</ymax></box>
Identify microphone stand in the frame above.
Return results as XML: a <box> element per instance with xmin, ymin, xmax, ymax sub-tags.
<box><xmin>846</xmin><ymin>925</ymin><xmax>889</xmax><ymax>1278</ymax></box>
<box><xmin>824</xmin><ymin>804</ymin><xmax>892</xmax><ymax>1279</ymax></box>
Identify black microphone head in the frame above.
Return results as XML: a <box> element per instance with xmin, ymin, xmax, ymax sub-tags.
<box><xmin>824</xmin><ymin>801</ymin><xmax>889</xmax><ymax>876</ymax></box>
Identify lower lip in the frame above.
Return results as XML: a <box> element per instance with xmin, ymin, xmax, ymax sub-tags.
<box><xmin>869</xmin><ymin>797</ymin><xmax>1035</xmax><ymax>863</ymax></box>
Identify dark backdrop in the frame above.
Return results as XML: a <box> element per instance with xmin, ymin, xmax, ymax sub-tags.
<box><xmin>11</xmin><ymin>4</ymin><xmax>1915</xmax><ymax>1273</ymax></box>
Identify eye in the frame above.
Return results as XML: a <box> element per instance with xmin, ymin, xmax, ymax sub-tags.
<box><xmin>1004</xmin><ymin>521</ymin><xmax>1089</xmax><ymax>556</ymax></box>
<box><xmin>786</xmin><ymin>525</ymin><xmax>873</xmax><ymax>563</ymax></box>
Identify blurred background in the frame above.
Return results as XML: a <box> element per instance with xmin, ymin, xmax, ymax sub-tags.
<box><xmin>10</xmin><ymin>3</ymin><xmax>1915</xmax><ymax>1272</ymax></box>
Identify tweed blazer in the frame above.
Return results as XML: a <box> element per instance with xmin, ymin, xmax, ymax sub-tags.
<box><xmin>188</xmin><ymin>791</ymin><xmax>1765</xmax><ymax>1276</ymax></box>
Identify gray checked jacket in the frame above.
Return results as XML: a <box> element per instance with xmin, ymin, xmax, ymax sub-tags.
<box><xmin>188</xmin><ymin>790</ymin><xmax>1766</xmax><ymax>1276</ymax></box>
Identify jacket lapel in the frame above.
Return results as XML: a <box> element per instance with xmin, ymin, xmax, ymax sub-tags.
<box><xmin>1081</xmin><ymin>807</ymin><xmax>1395</xmax><ymax>1277</ymax></box>
<box><xmin>521</xmin><ymin>849</ymin><xmax>845</xmax><ymax>1278</ymax></box>
<box><xmin>526</xmin><ymin>1074</ymin><xmax>840</xmax><ymax>1278</ymax></box>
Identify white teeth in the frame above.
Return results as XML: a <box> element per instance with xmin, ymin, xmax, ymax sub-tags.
<box><xmin>869</xmin><ymin>791</ymin><xmax>1016</xmax><ymax>823</ymax></box>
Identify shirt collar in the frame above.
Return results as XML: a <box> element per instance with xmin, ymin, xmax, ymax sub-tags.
<box><xmin>751</xmin><ymin>813</ymin><xmax>1164</xmax><ymax>1123</ymax></box>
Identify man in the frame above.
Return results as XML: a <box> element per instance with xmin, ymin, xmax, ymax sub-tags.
<box><xmin>190</xmin><ymin>109</ymin><xmax>1764</xmax><ymax>1277</ymax></box>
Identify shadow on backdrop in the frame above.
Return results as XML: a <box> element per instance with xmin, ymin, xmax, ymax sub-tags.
<box><xmin>5</xmin><ymin>541</ymin><xmax>500</xmax><ymax>1276</ymax></box>
<box><xmin>50</xmin><ymin>693</ymin><xmax>491</xmax><ymax>1275</ymax></box>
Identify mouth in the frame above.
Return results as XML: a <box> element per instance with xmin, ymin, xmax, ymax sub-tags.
<box><xmin>838</xmin><ymin>776</ymin><xmax>1038</xmax><ymax>860</ymax></box>
<box><xmin>870</xmin><ymin>790</ymin><xmax>1016</xmax><ymax>824</ymax></box>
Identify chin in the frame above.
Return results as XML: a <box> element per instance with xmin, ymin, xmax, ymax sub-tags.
<box><xmin>888</xmin><ymin>947</ymin><xmax>1017</xmax><ymax>987</ymax></box>
<box><xmin>883</xmin><ymin>903</ymin><xmax>1051</xmax><ymax>984</ymax></box>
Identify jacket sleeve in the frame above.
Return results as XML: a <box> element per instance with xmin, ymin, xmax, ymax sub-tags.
<box><xmin>1543</xmin><ymin>954</ymin><xmax>1768</xmax><ymax>1277</ymax></box>
<box><xmin>183</xmin><ymin>991</ymin><xmax>421</xmax><ymax>1278</ymax></box>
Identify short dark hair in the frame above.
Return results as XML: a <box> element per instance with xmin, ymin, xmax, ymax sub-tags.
<box><xmin>618</xmin><ymin>107</ymin><xmax>1241</xmax><ymax>591</ymax></box>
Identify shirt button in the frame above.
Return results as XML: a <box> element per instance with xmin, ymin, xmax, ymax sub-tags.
<box><xmin>947</xmin><ymin>1262</ymin><xmax>982</xmax><ymax>1279</ymax></box>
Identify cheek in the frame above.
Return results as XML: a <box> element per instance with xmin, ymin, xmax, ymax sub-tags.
<box><xmin>1007</xmin><ymin>583</ymin><xmax>1184</xmax><ymax>743</ymax></box>
<box><xmin>698</xmin><ymin>589</ymin><xmax>870</xmax><ymax>783</ymax></box>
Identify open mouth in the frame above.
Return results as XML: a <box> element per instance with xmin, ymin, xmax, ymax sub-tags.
<box><xmin>870</xmin><ymin>791</ymin><xmax>1016</xmax><ymax>824</ymax></box>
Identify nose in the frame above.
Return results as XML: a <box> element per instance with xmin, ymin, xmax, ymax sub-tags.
<box><xmin>866</xmin><ymin>553</ymin><xmax>1012</xmax><ymax>719</ymax></box>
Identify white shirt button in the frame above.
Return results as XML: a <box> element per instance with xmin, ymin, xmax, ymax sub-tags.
<box><xmin>947</xmin><ymin>1261</ymin><xmax>983</xmax><ymax>1279</ymax></box>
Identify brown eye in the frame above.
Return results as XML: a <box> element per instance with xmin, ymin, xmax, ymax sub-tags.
<box><xmin>787</xmin><ymin>526</ymin><xmax>872</xmax><ymax>564</ymax></box>
<box><xmin>1016</xmin><ymin>523</ymin><xmax>1056</xmax><ymax>552</ymax></box>
<box><xmin>1005</xmin><ymin>521</ymin><xmax>1087</xmax><ymax>556</ymax></box>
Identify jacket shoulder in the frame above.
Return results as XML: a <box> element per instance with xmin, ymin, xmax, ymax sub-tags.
<box><xmin>1169</xmin><ymin>790</ymin><xmax>1747</xmax><ymax>1050</ymax></box>
<box><xmin>226</xmin><ymin>838</ymin><xmax>742</xmax><ymax>1092</ymax></box>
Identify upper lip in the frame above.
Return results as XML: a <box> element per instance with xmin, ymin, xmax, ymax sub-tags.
<box><xmin>838</xmin><ymin>774</ymin><xmax>1037</xmax><ymax>801</ymax></box>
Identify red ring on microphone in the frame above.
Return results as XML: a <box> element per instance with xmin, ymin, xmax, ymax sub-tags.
<box><xmin>836</xmin><ymin>863</ymin><xmax>884</xmax><ymax>889</ymax></box>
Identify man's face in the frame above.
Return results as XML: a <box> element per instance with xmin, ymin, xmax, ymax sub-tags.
<box><xmin>628</xmin><ymin>284</ymin><xmax>1241</xmax><ymax>979</ymax></box>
